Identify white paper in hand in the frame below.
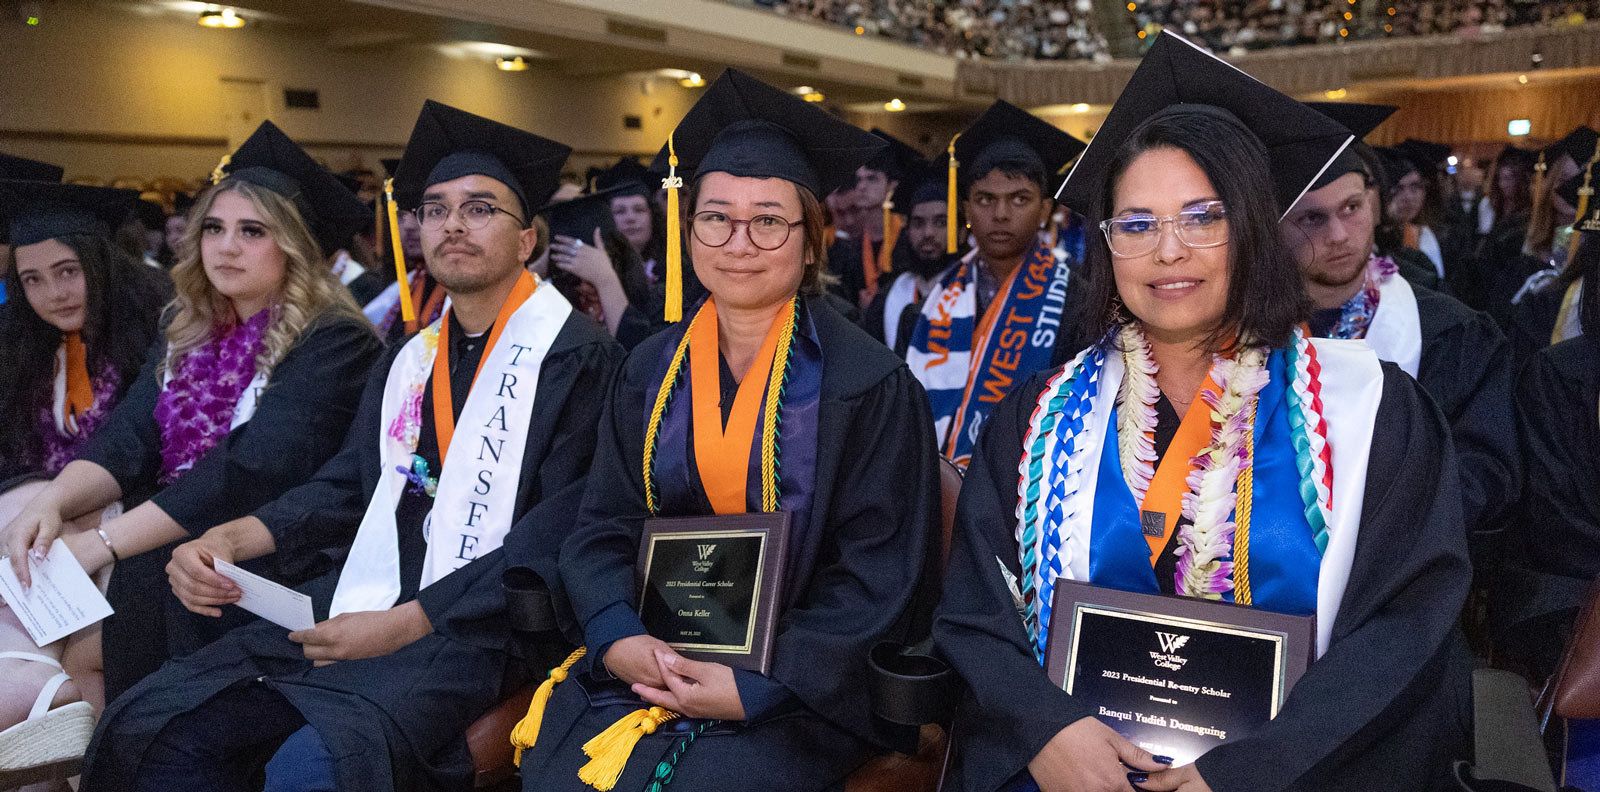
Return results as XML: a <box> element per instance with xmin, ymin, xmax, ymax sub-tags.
<box><xmin>213</xmin><ymin>560</ymin><xmax>315</xmax><ymax>631</ymax></box>
<box><xmin>0</xmin><ymin>539</ymin><xmax>114</xmax><ymax>646</ymax></box>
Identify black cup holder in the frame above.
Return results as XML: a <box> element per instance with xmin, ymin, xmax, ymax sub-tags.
<box><xmin>869</xmin><ymin>640</ymin><xmax>957</xmax><ymax>726</ymax></box>
<box><xmin>503</xmin><ymin>567</ymin><xmax>556</xmax><ymax>633</ymax></box>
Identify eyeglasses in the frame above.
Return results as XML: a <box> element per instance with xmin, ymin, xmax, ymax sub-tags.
<box><xmin>414</xmin><ymin>200</ymin><xmax>525</xmax><ymax>231</ymax></box>
<box><xmin>1099</xmin><ymin>201</ymin><xmax>1229</xmax><ymax>258</ymax></box>
<box><xmin>690</xmin><ymin>211</ymin><xmax>803</xmax><ymax>250</ymax></box>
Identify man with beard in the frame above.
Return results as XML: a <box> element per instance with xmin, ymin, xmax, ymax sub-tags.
<box><xmin>1283</xmin><ymin>133</ymin><xmax>1518</xmax><ymax>531</ymax></box>
<box><xmin>863</xmin><ymin>176</ymin><xmax>950</xmax><ymax>351</ymax></box>
<box><xmin>903</xmin><ymin>101</ymin><xmax>1086</xmax><ymax>467</ymax></box>
<box><xmin>82</xmin><ymin>101</ymin><xmax>623</xmax><ymax>792</ymax></box>
<box><xmin>827</xmin><ymin>129</ymin><xmax>926</xmax><ymax>311</ymax></box>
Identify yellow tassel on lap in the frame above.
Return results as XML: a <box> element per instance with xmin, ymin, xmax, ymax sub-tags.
<box><xmin>577</xmin><ymin>706</ymin><xmax>678</xmax><ymax>791</ymax></box>
<box><xmin>509</xmin><ymin>647</ymin><xmax>587</xmax><ymax>766</ymax></box>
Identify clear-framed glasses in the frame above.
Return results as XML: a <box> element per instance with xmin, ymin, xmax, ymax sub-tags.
<box><xmin>690</xmin><ymin>211</ymin><xmax>803</xmax><ymax>250</ymax></box>
<box><xmin>413</xmin><ymin>200</ymin><xmax>525</xmax><ymax>231</ymax></box>
<box><xmin>1099</xmin><ymin>200</ymin><xmax>1229</xmax><ymax>258</ymax></box>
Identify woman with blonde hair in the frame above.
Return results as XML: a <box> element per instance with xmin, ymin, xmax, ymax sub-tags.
<box><xmin>0</xmin><ymin>121</ymin><xmax>380</xmax><ymax>770</ymax></box>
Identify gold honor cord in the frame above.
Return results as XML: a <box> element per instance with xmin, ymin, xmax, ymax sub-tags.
<box><xmin>1232</xmin><ymin>406</ymin><xmax>1256</xmax><ymax>607</ymax></box>
<box><xmin>384</xmin><ymin>178</ymin><xmax>415</xmax><ymax>323</ymax></box>
<box><xmin>946</xmin><ymin>132</ymin><xmax>961</xmax><ymax>254</ymax></box>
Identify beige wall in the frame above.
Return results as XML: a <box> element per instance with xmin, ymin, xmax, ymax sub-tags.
<box><xmin>0</xmin><ymin>2</ymin><xmax>701</xmax><ymax>183</ymax></box>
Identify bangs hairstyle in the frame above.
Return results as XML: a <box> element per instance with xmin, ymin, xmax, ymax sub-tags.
<box><xmin>1076</xmin><ymin>108</ymin><xmax>1308</xmax><ymax>353</ymax></box>
<box><xmin>684</xmin><ymin>174</ymin><xmax>832</xmax><ymax>295</ymax></box>
<box><xmin>163</xmin><ymin>178</ymin><xmax>369</xmax><ymax>380</ymax></box>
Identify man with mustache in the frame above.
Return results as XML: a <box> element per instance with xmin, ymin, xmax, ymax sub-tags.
<box><xmin>1284</xmin><ymin>124</ymin><xmax>1517</xmax><ymax>532</ymax></box>
<box><xmin>863</xmin><ymin>176</ymin><xmax>951</xmax><ymax>352</ymax></box>
<box><xmin>83</xmin><ymin>101</ymin><xmax>622</xmax><ymax>792</ymax></box>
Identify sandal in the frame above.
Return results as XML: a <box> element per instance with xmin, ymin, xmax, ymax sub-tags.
<box><xmin>0</xmin><ymin>651</ymin><xmax>94</xmax><ymax>772</ymax></box>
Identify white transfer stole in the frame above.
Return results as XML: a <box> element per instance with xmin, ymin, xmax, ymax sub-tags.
<box><xmin>330</xmin><ymin>283</ymin><xmax>571</xmax><ymax>616</ymax></box>
<box><xmin>1363</xmin><ymin>272</ymin><xmax>1423</xmax><ymax>378</ymax></box>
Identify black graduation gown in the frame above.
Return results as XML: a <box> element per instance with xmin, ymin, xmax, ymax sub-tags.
<box><xmin>933</xmin><ymin>362</ymin><xmax>1474</xmax><ymax>792</ymax></box>
<box><xmin>1509</xmin><ymin>336</ymin><xmax>1600</xmax><ymax>594</ymax></box>
<box><xmin>516</xmin><ymin>295</ymin><xmax>942</xmax><ymax>792</ymax></box>
<box><xmin>81</xmin><ymin>310</ymin><xmax>623</xmax><ymax>792</ymax></box>
<box><xmin>347</xmin><ymin>270</ymin><xmax>389</xmax><ymax>307</ymax></box>
<box><xmin>1506</xmin><ymin>279</ymin><xmax>1568</xmax><ymax>362</ymax></box>
<box><xmin>77</xmin><ymin>313</ymin><xmax>381</xmax><ymax>699</ymax></box>
<box><xmin>1411</xmin><ymin>284</ymin><xmax>1521</xmax><ymax>530</ymax></box>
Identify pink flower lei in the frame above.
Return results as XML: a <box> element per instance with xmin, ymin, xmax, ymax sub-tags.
<box><xmin>153</xmin><ymin>309</ymin><xmax>273</xmax><ymax>484</ymax></box>
<box><xmin>36</xmin><ymin>363</ymin><xmax>122</xmax><ymax>474</ymax></box>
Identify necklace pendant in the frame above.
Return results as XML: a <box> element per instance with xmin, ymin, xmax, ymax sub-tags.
<box><xmin>1140</xmin><ymin>509</ymin><xmax>1166</xmax><ymax>538</ymax></box>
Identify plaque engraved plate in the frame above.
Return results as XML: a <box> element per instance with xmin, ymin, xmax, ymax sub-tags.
<box><xmin>1044</xmin><ymin>580</ymin><xmax>1315</xmax><ymax>765</ymax></box>
<box><xmin>636</xmin><ymin>512</ymin><xmax>790</xmax><ymax>674</ymax></box>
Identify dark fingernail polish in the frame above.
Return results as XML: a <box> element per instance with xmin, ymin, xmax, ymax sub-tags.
<box><xmin>1127</xmin><ymin>772</ymin><xmax>1148</xmax><ymax>784</ymax></box>
<box><xmin>1153</xmin><ymin>755</ymin><xmax>1173</xmax><ymax>765</ymax></box>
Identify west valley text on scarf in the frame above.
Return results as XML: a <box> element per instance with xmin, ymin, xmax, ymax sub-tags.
<box><xmin>907</xmin><ymin>232</ymin><xmax>1071</xmax><ymax>467</ymax></box>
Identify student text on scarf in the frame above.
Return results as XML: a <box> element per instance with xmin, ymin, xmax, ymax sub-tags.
<box><xmin>905</xmin><ymin>231</ymin><xmax>1071</xmax><ymax>466</ymax></box>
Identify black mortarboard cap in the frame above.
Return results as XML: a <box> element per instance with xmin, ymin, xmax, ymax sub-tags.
<box><xmin>539</xmin><ymin>185</ymin><xmax>626</xmax><ymax>243</ymax></box>
<box><xmin>1497</xmin><ymin>145</ymin><xmax>1539</xmax><ymax>170</ymax></box>
<box><xmin>954</xmin><ymin>100</ymin><xmax>1085</xmax><ymax>190</ymax></box>
<box><xmin>1557</xmin><ymin>158</ymin><xmax>1597</xmax><ymax>212</ymax></box>
<box><xmin>1057</xmin><ymin>31</ymin><xmax>1353</xmax><ymax>217</ymax></box>
<box><xmin>1306</xmin><ymin>102</ymin><xmax>1398</xmax><ymax>142</ymax></box>
<box><xmin>594</xmin><ymin>157</ymin><xmax>654</xmax><ymax>198</ymax></box>
<box><xmin>0</xmin><ymin>180</ymin><xmax>141</xmax><ymax>247</ymax></box>
<box><xmin>391</xmin><ymin>100</ymin><xmax>572</xmax><ymax>218</ymax></box>
<box><xmin>1306</xmin><ymin>102</ymin><xmax>1398</xmax><ymax>190</ymax></box>
<box><xmin>380</xmin><ymin>158</ymin><xmax>401</xmax><ymax>179</ymax></box>
<box><xmin>868</xmin><ymin>128</ymin><xmax>930</xmax><ymax>211</ymax></box>
<box><xmin>1394</xmin><ymin>138</ymin><xmax>1452</xmax><ymax>172</ymax></box>
<box><xmin>173</xmin><ymin>192</ymin><xmax>194</xmax><ymax>217</ymax></box>
<box><xmin>1545</xmin><ymin>125</ymin><xmax>1599</xmax><ymax>167</ymax></box>
<box><xmin>220</xmin><ymin>120</ymin><xmax>371</xmax><ymax>255</ymax></box>
<box><xmin>0</xmin><ymin>153</ymin><xmax>64</xmax><ymax>183</ymax></box>
<box><xmin>649</xmin><ymin>69</ymin><xmax>886</xmax><ymax>199</ymax></box>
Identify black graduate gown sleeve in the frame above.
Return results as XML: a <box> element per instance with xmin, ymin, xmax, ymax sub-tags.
<box><xmin>1512</xmin><ymin>338</ymin><xmax>1600</xmax><ymax>582</ymax></box>
<box><xmin>560</xmin><ymin>331</ymin><xmax>940</xmax><ymax>743</ymax></box>
<box><xmin>248</xmin><ymin>342</ymin><xmax>404</xmax><ymax>582</ymax></box>
<box><xmin>935</xmin><ymin>365</ymin><xmax>1473</xmax><ymax>791</ymax></box>
<box><xmin>1414</xmin><ymin>287</ymin><xmax>1520</xmax><ymax>530</ymax></box>
<box><xmin>79</xmin><ymin>314</ymin><xmax>380</xmax><ymax>529</ymax></box>
<box><xmin>145</xmin><ymin>316</ymin><xmax>381</xmax><ymax>533</ymax></box>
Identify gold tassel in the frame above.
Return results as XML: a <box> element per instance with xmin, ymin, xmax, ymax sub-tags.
<box><xmin>509</xmin><ymin>647</ymin><xmax>587</xmax><ymax>766</ymax></box>
<box><xmin>385</xmin><ymin>178</ymin><xmax>415</xmax><ymax>323</ymax></box>
<box><xmin>209</xmin><ymin>153</ymin><xmax>231</xmax><ymax>186</ymax></box>
<box><xmin>577</xmin><ymin>706</ymin><xmax>678</xmax><ymax>791</ymax></box>
<box><xmin>663</xmin><ymin>134</ymin><xmax>684</xmax><ymax>323</ymax></box>
<box><xmin>946</xmin><ymin>133</ymin><xmax>961</xmax><ymax>255</ymax></box>
<box><xmin>882</xmin><ymin>197</ymin><xmax>893</xmax><ymax>268</ymax></box>
<box><xmin>1531</xmin><ymin>150</ymin><xmax>1548</xmax><ymax>209</ymax></box>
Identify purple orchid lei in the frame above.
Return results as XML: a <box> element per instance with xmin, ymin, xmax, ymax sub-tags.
<box><xmin>153</xmin><ymin>309</ymin><xmax>273</xmax><ymax>484</ymax></box>
<box><xmin>36</xmin><ymin>364</ymin><xmax>121</xmax><ymax>474</ymax></box>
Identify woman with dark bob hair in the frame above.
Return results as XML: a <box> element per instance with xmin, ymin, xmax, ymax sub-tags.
<box><xmin>934</xmin><ymin>32</ymin><xmax>1471</xmax><ymax>792</ymax></box>
<box><xmin>510</xmin><ymin>69</ymin><xmax>940</xmax><ymax>791</ymax></box>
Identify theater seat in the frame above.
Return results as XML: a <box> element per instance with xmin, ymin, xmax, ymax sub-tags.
<box><xmin>466</xmin><ymin>457</ymin><xmax>966</xmax><ymax>789</ymax></box>
<box><xmin>468</xmin><ymin>683</ymin><xmax>536</xmax><ymax>788</ymax></box>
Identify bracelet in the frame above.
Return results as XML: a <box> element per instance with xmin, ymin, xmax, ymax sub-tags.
<box><xmin>95</xmin><ymin>527</ymin><xmax>121</xmax><ymax>564</ymax></box>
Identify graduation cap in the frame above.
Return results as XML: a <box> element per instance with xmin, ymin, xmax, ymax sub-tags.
<box><xmin>380</xmin><ymin>158</ymin><xmax>401</xmax><ymax>179</ymax></box>
<box><xmin>1557</xmin><ymin>158</ymin><xmax>1598</xmax><ymax>226</ymax></box>
<box><xmin>1544</xmin><ymin>126</ymin><xmax>1599</xmax><ymax>168</ymax></box>
<box><xmin>389</xmin><ymin>100</ymin><xmax>571</xmax><ymax>217</ymax></box>
<box><xmin>1394</xmin><ymin>139</ymin><xmax>1453</xmax><ymax>172</ymax></box>
<box><xmin>0</xmin><ymin>180</ymin><xmax>140</xmax><ymax>247</ymax></box>
<box><xmin>1057</xmin><ymin>31</ymin><xmax>1353</xmax><ymax>222</ymax></box>
<box><xmin>1306</xmin><ymin>102</ymin><xmax>1399</xmax><ymax>190</ymax></box>
<box><xmin>539</xmin><ymin>184</ymin><xmax>627</xmax><ymax>243</ymax></box>
<box><xmin>649</xmin><ymin>68</ymin><xmax>887</xmax><ymax>320</ymax></box>
<box><xmin>215</xmin><ymin>120</ymin><xmax>371</xmax><ymax>255</ymax></box>
<box><xmin>868</xmin><ymin>128</ymin><xmax>929</xmax><ymax>207</ymax></box>
<box><xmin>0</xmin><ymin>152</ymin><xmax>64</xmax><ymax>183</ymax></box>
<box><xmin>943</xmin><ymin>100</ymin><xmax>1085</xmax><ymax>253</ymax></box>
<box><xmin>593</xmin><ymin>157</ymin><xmax>654</xmax><ymax>197</ymax></box>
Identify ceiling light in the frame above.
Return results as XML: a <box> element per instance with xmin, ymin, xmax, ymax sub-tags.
<box><xmin>1071</xmin><ymin>103</ymin><xmax>1091</xmax><ymax>113</ymax></box>
<box><xmin>680</xmin><ymin>72</ymin><xmax>705</xmax><ymax>88</ymax></box>
<box><xmin>1517</xmin><ymin>74</ymin><xmax>1529</xmax><ymax>84</ymax></box>
<box><xmin>198</xmin><ymin>8</ymin><xmax>244</xmax><ymax>28</ymax></box>
<box><xmin>496</xmin><ymin>56</ymin><xmax>528</xmax><ymax>71</ymax></box>
<box><xmin>1324</xmin><ymin>87</ymin><xmax>1348</xmax><ymax>99</ymax></box>
<box><xmin>884</xmin><ymin>98</ymin><xmax>906</xmax><ymax>112</ymax></box>
<box><xmin>803</xmin><ymin>92</ymin><xmax>825</xmax><ymax>103</ymax></box>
